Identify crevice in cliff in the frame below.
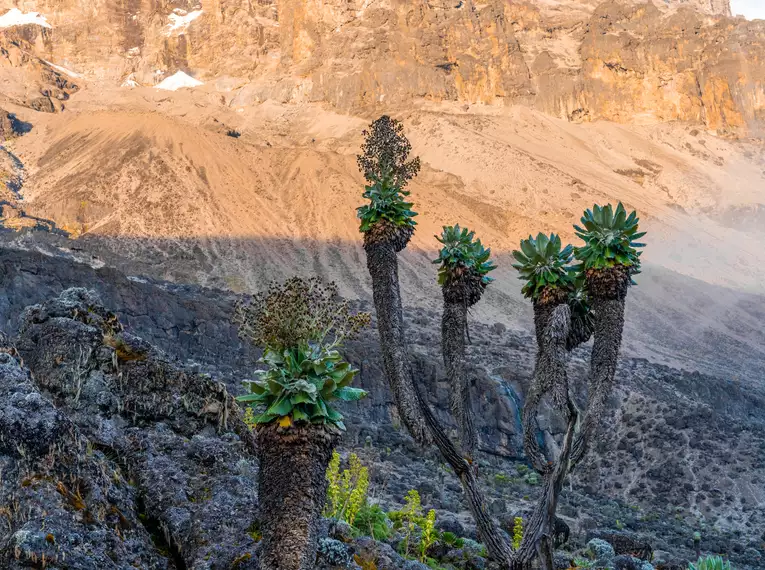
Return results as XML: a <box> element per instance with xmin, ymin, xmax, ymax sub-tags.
<box><xmin>91</xmin><ymin>441</ymin><xmax>188</xmax><ymax>570</ymax></box>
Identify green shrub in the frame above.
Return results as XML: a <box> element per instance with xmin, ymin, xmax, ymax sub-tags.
<box><xmin>494</xmin><ymin>473</ymin><xmax>510</xmax><ymax>485</ymax></box>
<box><xmin>400</xmin><ymin>489</ymin><xmax>423</xmax><ymax>558</ymax></box>
<box><xmin>352</xmin><ymin>504</ymin><xmax>391</xmax><ymax>541</ymax></box>
<box><xmin>512</xmin><ymin>516</ymin><xmax>523</xmax><ymax>550</ymax></box>
<box><xmin>419</xmin><ymin>509</ymin><xmax>437</xmax><ymax>562</ymax></box>
<box><xmin>573</xmin><ymin>557</ymin><xmax>595</xmax><ymax>568</ymax></box>
<box><xmin>325</xmin><ymin>452</ymin><xmax>369</xmax><ymax>524</ymax></box>
<box><xmin>524</xmin><ymin>471</ymin><xmax>540</xmax><ymax>486</ymax></box>
<box><xmin>688</xmin><ymin>555</ymin><xmax>731</xmax><ymax>570</ymax></box>
<box><xmin>439</xmin><ymin>531</ymin><xmax>464</xmax><ymax>549</ymax></box>
<box><xmin>388</xmin><ymin>489</ymin><xmax>440</xmax><ymax>561</ymax></box>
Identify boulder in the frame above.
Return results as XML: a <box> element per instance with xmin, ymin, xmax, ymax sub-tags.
<box><xmin>12</xmin><ymin>289</ymin><xmax>260</xmax><ymax>568</ymax></box>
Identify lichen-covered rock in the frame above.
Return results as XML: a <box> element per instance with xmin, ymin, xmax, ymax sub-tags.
<box><xmin>588</xmin><ymin>537</ymin><xmax>617</xmax><ymax>560</ymax></box>
<box><xmin>12</xmin><ymin>289</ymin><xmax>260</xmax><ymax>568</ymax></box>
<box><xmin>613</xmin><ymin>554</ymin><xmax>655</xmax><ymax>570</ymax></box>
<box><xmin>352</xmin><ymin>536</ymin><xmax>409</xmax><ymax>570</ymax></box>
<box><xmin>317</xmin><ymin>538</ymin><xmax>355</xmax><ymax>567</ymax></box>
<box><xmin>587</xmin><ymin>530</ymin><xmax>654</xmax><ymax>561</ymax></box>
<box><xmin>0</xmin><ymin>332</ymin><xmax>166</xmax><ymax>568</ymax></box>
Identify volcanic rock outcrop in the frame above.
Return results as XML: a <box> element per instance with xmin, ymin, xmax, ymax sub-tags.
<box><xmin>3</xmin><ymin>288</ymin><xmax>261</xmax><ymax>568</ymax></box>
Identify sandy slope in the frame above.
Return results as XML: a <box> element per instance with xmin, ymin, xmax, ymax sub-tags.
<box><xmin>6</xmin><ymin>86</ymin><xmax>765</xmax><ymax>379</ymax></box>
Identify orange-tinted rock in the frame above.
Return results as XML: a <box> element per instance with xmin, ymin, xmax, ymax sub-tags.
<box><xmin>0</xmin><ymin>0</ymin><xmax>761</xmax><ymax>133</ymax></box>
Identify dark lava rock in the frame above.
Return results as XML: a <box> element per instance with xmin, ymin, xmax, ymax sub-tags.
<box><xmin>9</xmin><ymin>289</ymin><xmax>260</xmax><ymax>568</ymax></box>
<box><xmin>586</xmin><ymin>530</ymin><xmax>653</xmax><ymax>561</ymax></box>
<box><xmin>0</xmin><ymin>332</ymin><xmax>166</xmax><ymax>568</ymax></box>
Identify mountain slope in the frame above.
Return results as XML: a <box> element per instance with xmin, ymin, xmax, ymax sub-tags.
<box><xmin>3</xmin><ymin>97</ymin><xmax>764</xmax><ymax>381</ymax></box>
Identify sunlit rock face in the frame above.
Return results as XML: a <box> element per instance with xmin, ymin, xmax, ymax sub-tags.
<box><xmin>2</xmin><ymin>0</ymin><xmax>761</xmax><ymax>133</ymax></box>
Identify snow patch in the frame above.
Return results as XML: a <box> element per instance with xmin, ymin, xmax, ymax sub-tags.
<box><xmin>121</xmin><ymin>73</ymin><xmax>140</xmax><ymax>88</ymax></box>
<box><xmin>154</xmin><ymin>70</ymin><xmax>204</xmax><ymax>91</ymax></box>
<box><xmin>43</xmin><ymin>60</ymin><xmax>82</xmax><ymax>78</ymax></box>
<box><xmin>0</xmin><ymin>8</ymin><xmax>51</xmax><ymax>28</ymax></box>
<box><xmin>166</xmin><ymin>9</ymin><xmax>203</xmax><ymax>35</ymax></box>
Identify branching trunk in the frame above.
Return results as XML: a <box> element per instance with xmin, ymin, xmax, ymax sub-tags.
<box><xmin>364</xmin><ymin>237</ymin><xmax>431</xmax><ymax>444</ymax></box>
<box><xmin>363</xmin><ymin>224</ymin><xmax>630</xmax><ymax>570</ymax></box>
<box><xmin>442</xmin><ymin>300</ymin><xmax>477</xmax><ymax>457</ymax></box>
<box><xmin>256</xmin><ymin>423</ymin><xmax>339</xmax><ymax>570</ymax></box>
<box><xmin>412</xmin><ymin>376</ymin><xmax>515</xmax><ymax>563</ymax></box>
<box><xmin>571</xmin><ymin>294</ymin><xmax>626</xmax><ymax>467</ymax></box>
<box><xmin>514</xmin><ymin>304</ymin><xmax>575</xmax><ymax>569</ymax></box>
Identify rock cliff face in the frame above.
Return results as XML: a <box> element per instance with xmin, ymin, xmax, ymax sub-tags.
<box><xmin>3</xmin><ymin>288</ymin><xmax>261</xmax><ymax>568</ymax></box>
<box><xmin>1</xmin><ymin>0</ymin><xmax>761</xmax><ymax>132</ymax></box>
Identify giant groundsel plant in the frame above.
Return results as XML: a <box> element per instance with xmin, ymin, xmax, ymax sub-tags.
<box><xmin>234</xmin><ymin>277</ymin><xmax>370</xmax><ymax>429</ymax></box>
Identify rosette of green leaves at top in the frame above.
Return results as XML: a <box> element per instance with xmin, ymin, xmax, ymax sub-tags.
<box><xmin>233</xmin><ymin>277</ymin><xmax>370</xmax><ymax>430</ymax></box>
<box><xmin>512</xmin><ymin>232</ymin><xmax>575</xmax><ymax>301</ymax></box>
<box><xmin>238</xmin><ymin>343</ymin><xmax>365</xmax><ymax>430</ymax></box>
<box><xmin>357</xmin><ymin>171</ymin><xmax>418</xmax><ymax>233</ymax></box>
<box><xmin>433</xmin><ymin>225</ymin><xmax>496</xmax><ymax>287</ymax></box>
<box><xmin>574</xmin><ymin>202</ymin><xmax>645</xmax><ymax>275</ymax></box>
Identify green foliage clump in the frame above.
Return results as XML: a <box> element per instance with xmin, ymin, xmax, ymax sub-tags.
<box><xmin>439</xmin><ymin>531</ymin><xmax>464</xmax><ymax>549</ymax></box>
<box><xmin>356</xmin><ymin>115</ymin><xmax>421</xmax><ymax>233</ymax></box>
<box><xmin>357</xmin><ymin>172</ymin><xmax>418</xmax><ymax>233</ymax></box>
<box><xmin>512</xmin><ymin>232</ymin><xmax>575</xmax><ymax>300</ymax></box>
<box><xmin>234</xmin><ymin>277</ymin><xmax>370</xmax><ymax>429</ymax></box>
<box><xmin>352</xmin><ymin>504</ymin><xmax>391</xmax><ymax>541</ymax></box>
<box><xmin>237</xmin><ymin>343</ymin><xmax>364</xmax><ymax>429</ymax></box>
<box><xmin>419</xmin><ymin>509</ymin><xmax>437</xmax><ymax>562</ymax></box>
<box><xmin>688</xmin><ymin>555</ymin><xmax>732</xmax><ymax>570</ymax></box>
<box><xmin>567</xmin><ymin>278</ymin><xmax>594</xmax><ymax>337</ymax></box>
<box><xmin>400</xmin><ymin>489</ymin><xmax>423</xmax><ymax>558</ymax></box>
<box><xmin>389</xmin><ymin>489</ymin><xmax>439</xmax><ymax>560</ymax></box>
<box><xmin>512</xmin><ymin>516</ymin><xmax>523</xmax><ymax>550</ymax></box>
<box><xmin>573</xmin><ymin>557</ymin><xmax>595</xmax><ymax>568</ymax></box>
<box><xmin>524</xmin><ymin>471</ymin><xmax>540</xmax><ymax>486</ymax></box>
<box><xmin>325</xmin><ymin>451</ymin><xmax>370</xmax><ymax>525</ymax></box>
<box><xmin>494</xmin><ymin>473</ymin><xmax>510</xmax><ymax>485</ymax></box>
<box><xmin>433</xmin><ymin>224</ymin><xmax>496</xmax><ymax>287</ymax></box>
<box><xmin>574</xmin><ymin>202</ymin><xmax>645</xmax><ymax>275</ymax></box>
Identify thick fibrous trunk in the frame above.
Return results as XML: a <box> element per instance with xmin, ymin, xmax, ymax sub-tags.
<box><xmin>515</xmin><ymin>304</ymin><xmax>575</xmax><ymax>570</ymax></box>
<box><xmin>442</xmin><ymin>300</ymin><xmax>477</xmax><ymax>457</ymax></box>
<box><xmin>571</xmin><ymin>293</ymin><xmax>626</xmax><ymax>466</ymax></box>
<box><xmin>364</xmin><ymin>230</ymin><xmax>431</xmax><ymax>445</ymax></box>
<box><xmin>256</xmin><ymin>423</ymin><xmax>339</xmax><ymax>570</ymax></box>
<box><xmin>363</xmin><ymin>224</ymin><xmax>511</xmax><ymax>560</ymax></box>
<box><xmin>523</xmin><ymin>301</ymin><xmax>573</xmax><ymax>473</ymax></box>
<box><xmin>516</xmin><ymin>409</ymin><xmax>577</xmax><ymax>570</ymax></box>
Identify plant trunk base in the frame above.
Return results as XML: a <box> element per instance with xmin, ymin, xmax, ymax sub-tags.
<box><xmin>256</xmin><ymin>423</ymin><xmax>339</xmax><ymax>570</ymax></box>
